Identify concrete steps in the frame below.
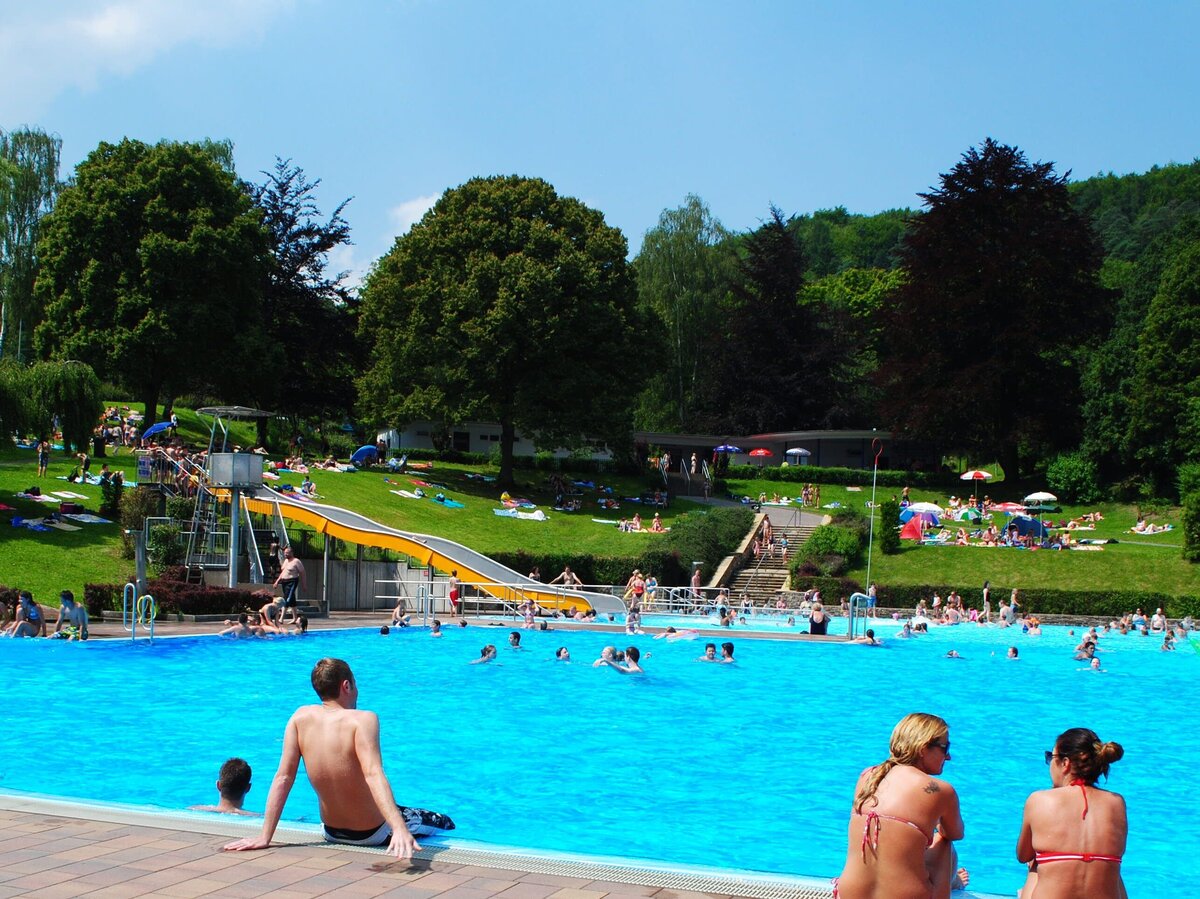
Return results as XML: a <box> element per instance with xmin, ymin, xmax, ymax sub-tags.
<box><xmin>726</xmin><ymin>525</ymin><xmax>816</xmax><ymax>604</ymax></box>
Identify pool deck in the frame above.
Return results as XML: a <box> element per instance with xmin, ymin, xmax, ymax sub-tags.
<box><xmin>0</xmin><ymin>795</ymin><xmax>838</xmax><ymax>899</ymax></box>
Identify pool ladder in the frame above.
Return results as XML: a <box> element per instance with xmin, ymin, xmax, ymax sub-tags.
<box><xmin>122</xmin><ymin>583</ymin><xmax>159</xmax><ymax>642</ymax></box>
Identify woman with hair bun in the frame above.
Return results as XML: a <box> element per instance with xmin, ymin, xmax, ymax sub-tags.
<box><xmin>835</xmin><ymin>712</ymin><xmax>964</xmax><ymax>899</ymax></box>
<box><xmin>1017</xmin><ymin>727</ymin><xmax>1127</xmax><ymax>898</ymax></box>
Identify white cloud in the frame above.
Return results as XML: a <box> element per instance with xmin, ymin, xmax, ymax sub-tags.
<box><xmin>0</xmin><ymin>0</ymin><xmax>296</xmax><ymax>122</ymax></box>
<box><xmin>389</xmin><ymin>194</ymin><xmax>439</xmax><ymax>234</ymax></box>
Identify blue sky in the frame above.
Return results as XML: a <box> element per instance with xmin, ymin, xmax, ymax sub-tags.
<box><xmin>3</xmin><ymin>1</ymin><xmax>1198</xmax><ymax>284</ymax></box>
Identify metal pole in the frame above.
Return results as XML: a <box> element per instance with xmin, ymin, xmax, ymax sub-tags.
<box><xmin>228</xmin><ymin>486</ymin><xmax>240</xmax><ymax>588</ymax></box>
<box><xmin>865</xmin><ymin>438</ymin><xmax>883</xmax><ymax>590</ymax></box>
<box><xmin>322</xmin><ymin>534</ymin><xmax>330</xmax><ymax>613</ymax></box>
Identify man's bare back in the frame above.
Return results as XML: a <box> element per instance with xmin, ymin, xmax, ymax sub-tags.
<box><xmin>223</xmin><ymin>658</ymin><xmax>452</xmax><ymax>859</ymax></box>
<box><xmin>294</xmin><ymin>702</ymin><xmax>390</xmax><ymax>831</ymax></box>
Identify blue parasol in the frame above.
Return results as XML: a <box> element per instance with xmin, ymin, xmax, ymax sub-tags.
<box><xmin>141</xmin><ymin>421</ymin><xmax>172</xmax><ymax>439</ymax></box>
<box><xmin>713</xmin><ymin>444</ymin><xmax>743</xmax><ymax>454</ymax></box>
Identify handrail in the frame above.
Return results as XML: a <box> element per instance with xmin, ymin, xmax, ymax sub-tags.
<box><xmin>847</xmin><ymin>592</ymin><xmax>870</xmax><ymax>640</ymax></box>
<box><xmin>242</xmin><ymin>502</ymin><xmax>263</xmax><ymax>583</ymax></box>
<box><xmin>122</xmin><ymin>583</ymin><xmax>158</xmax><ymax>642</ymax></box>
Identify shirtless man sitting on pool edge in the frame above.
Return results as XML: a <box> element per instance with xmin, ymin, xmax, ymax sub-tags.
<box><xmin>224</xmin><ymin>658</ymin><xmax>453</xmax><ymax>859</ymax></box>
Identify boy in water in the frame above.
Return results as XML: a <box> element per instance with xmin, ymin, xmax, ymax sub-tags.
<box><xmin>191</xmin><ymin>758</ymin><xmax>258</xmax><ymax>816</ymax></box>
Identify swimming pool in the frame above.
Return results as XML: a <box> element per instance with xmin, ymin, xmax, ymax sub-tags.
<box><xmin>2</xmin><ymin>622</ymin><xmax>1194</xmax><ymax>895</ymax></box>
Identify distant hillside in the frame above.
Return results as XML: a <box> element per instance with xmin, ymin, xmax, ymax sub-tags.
<box><xmin>1069</xmin><ymin>159</ymin><xmax>1200</xmax><ymax>261</ymax></box>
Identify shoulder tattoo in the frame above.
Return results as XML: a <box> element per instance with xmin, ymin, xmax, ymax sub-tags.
<box><xmin>923</xmin><ymin>781</ymin><xmax>941</xmax><ymax>794</ymax></box>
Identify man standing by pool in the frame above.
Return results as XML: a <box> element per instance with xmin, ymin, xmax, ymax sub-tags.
<box><xmin>274</xmin><ymin>546</ymin><xmax>306</xmax><ymax>625</ymax></box>
<box><xmin>224</xmin><ymin>658</ymin><xmax>453</xmax><ymax>859</ymax></box>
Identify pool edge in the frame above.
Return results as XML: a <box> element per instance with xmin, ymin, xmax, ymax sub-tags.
<box><xmin>0</xmin><ymin>789</ymin><xmax>1006</xmax><ymax>899</ymax></box>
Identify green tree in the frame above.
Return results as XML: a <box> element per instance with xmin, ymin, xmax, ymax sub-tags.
<box><xmin>358</xmin><ymin>175</ymin><xmax>640</xmax><ymax>487</ymax></box>
<box><xmin>0</xmin><ymin>127</ymin><xmax>61</xmax><ymax>362</ymax></box>
<box><xmin>879</xmin><ymin>139</ymin><xmax>1109</xmax><ymax>478</ymax></box>
<box><xmin>247</xmin><ymin>158</ymin><xmax>359</xmax><ymax>440</ymax></box>
<box><xmin>23</xmin><ymin>360</ymin><xmax>102</xmax><ymax>452</ymax></box>
<box><xmin>633</xmin><ymin>195</ymin><xmax>735</xmax><ymax>430</ymax></box>
<box><xmin>1127</xmin><ymin>239</ymin><xmax>1200</xmax><ymax>488</ymax></box>
<box><xmin>33</xmin><ymin>139</ymin><xmax>267</xmax><ymax>421</ymax></box>
<box><xmin>702</xmin><ymin>206</ymin><xmax>811</xmax><ymax>432</ymax></box>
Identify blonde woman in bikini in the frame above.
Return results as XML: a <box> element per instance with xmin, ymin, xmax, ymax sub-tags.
<box><xmin>835</xmin><ymin>712</ymin><xmax>964</xmax><ymax>899</ymax></box>
<box><xmin>1017</xmin><ymin>727</ymin><xmax>1127</xmax><ymax>898</ymax></box>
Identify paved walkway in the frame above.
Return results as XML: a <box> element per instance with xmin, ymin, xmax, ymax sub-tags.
<box><xmin>0</xmin><ymin>800</ymin><xmax>831</xmax><ymax>899</ymax></box>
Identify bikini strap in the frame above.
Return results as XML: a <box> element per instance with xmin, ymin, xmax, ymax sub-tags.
<box><xmin>1070</xmin><ymin>778</ymin><xmax>1089</xmax><ymax>819</ymax></box>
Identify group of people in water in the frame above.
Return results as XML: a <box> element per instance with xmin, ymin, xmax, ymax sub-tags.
<box><xmin>836</xmin><ymin>713</ymin><xmax>1126</xmax><ymax>899</ymax></box>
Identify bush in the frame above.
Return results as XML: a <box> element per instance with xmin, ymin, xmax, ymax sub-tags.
<box><xmin>870</xmin><ymin>583</ymin><xmax>1200</xmax><ymax>619</ymax></box>
<box><xmin>147</xmin><ymin>523</ymin><xmax>184</xmax><ymax>572</ymax></box>
<box><xmin>788</xmin><ymin>575</ymin><xmax>865</xmax><ymax>602</ymax></box>
<box><xmin>724</xmin><ymin>463</ymin><xmax>960</xmax><ymax>489</ymax></box>
<box><xmin>99</xmin><ymin>478</ymin><xmax>124</xmax><ymax>518</ymax></box>
<box><xmin>119</xmin><ymin>486</ymin><xmax>161</xmax><ymax>559</ymax></box>
<box><xmin>165</xmin><ymin>496</ymin><xmax>196</xmax><ymax>522</ymax></box>
<box><xmin>793</xmin><ymin>525</ymin><xmax>863</xmax><ymax>577</ymax></box>
<box><xmin>1183</xmin><ymin>491</ymin><xmax>1200</xmax><ymax>562</ymax></box>
<box><xmin>1046</xmin><ymin>452</ymin><xmax>1103</xmax><ymax>503</ymax></box>
<box><xmin>1178</xmin><ymin>463</ymin><xmax>1200</xmax><ymax>502</ymax></box>
<box><xmin>84</xmin><ymin>582</ymin><xmax>124</xmax><ymax>615</ymax></box>
<box><xmin>879</xmin><ymin>498</ymin><xmax>901</xmax><ymax>555</ymax></box>
<box><xmin>85</xmin><ymin>579</ymin><xmax>263</xmax><ymax>617</ymax></box>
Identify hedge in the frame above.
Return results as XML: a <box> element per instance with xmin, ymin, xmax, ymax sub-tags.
<box><xmin>869</xmin><ymin>583</ymin><xmax>1200</xmax><ymax>619</ymax></box>
<box><xmin>723</xmin><ymin>463</ymin><xmax>962</xmax><ymax>489</ymax></box>
<box><xmin>787</xmin><ymin>575</ymin><xmax>865</xmax><ymax>601</ymax></box>
<box><xmin>83</xmin><ymin>579</ymin><xmax>265</xmax><ymax>618</ymax></box>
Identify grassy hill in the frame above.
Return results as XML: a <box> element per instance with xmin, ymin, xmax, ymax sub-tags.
<box><xmin>4</xmin><ymin>402</ymin><xmax>1198</xmax><ymax>609</ymax></box>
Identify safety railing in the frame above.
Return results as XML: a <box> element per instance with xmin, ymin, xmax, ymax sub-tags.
<box><xmin>122</xmin><ymin>583</ymin><xmax>158</xmax><ymax>642</ymax></box>
<box><xmin>242</xmin><ymin>502</ymin><xmax>263</xmax><ymax>583</ymax></box>
<box><xmin>847</xmin><ymin>592</ymin><xmax>870</xmax><ymax>640</ymax></box>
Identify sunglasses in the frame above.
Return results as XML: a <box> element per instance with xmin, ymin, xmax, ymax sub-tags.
<box><xmin>930</xmin><ymin>741</ymin><xmax>951</xmax><ymax>754</ymax></box>
<box><xmin>1044</xmin><ymin>751</ymin><xmax>1061</xmax><ymax>764</ymax></box>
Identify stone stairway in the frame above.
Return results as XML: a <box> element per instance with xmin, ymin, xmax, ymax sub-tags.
<box><xmin>725</xmin><ymin>524</ymin><xmax>817</xmax><ymax>605</ymax></box>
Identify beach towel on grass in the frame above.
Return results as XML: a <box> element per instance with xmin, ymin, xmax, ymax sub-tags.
<box><xmin>494</xmin><ymin>508</ymin><xmax>547</xmax><ymax>521</ymax></box>
<box><xmin>17</xmin><ymin>492</ymin><xmax>56</xmax><ymax>503</ymax></box>
<box><xmin>63</xmin><ymin>513</ymin><xmax>113</xmax><ymax>524</ymax></box>
<box><xmin>46</xmin><ymin>521</ymin><xmax>82</xmax><ymax>531</ymax></box>
<box><xmin>53</xmin><ymin>491</ymin><xmax>89</xmax><ymax>500</ymax></box>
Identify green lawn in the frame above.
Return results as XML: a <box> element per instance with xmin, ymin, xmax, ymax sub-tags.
<box><xmin>5</xmin><ymin>411</ymin><xmax>1198</xmax><ymax>608</ymax></box>
<box><xmin>724</xmin><ymin>474</ymin><xmax>1199</xmax><ymax>596</ymax></box>
<box><xmin>0</xmin><ymin>433</ymin><xmax>692</xmax><ymax>604</ymax></box>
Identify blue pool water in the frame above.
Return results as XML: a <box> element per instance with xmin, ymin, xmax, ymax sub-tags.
<box><xmin>2</xmin><ymin>623</ymin><xmax>1195</xmax><ymax>895</ymax></box>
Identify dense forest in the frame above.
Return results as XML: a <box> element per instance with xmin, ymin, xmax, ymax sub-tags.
<box><xmin>4</xmin><ymin>125</ymin><xmax>1200</xmax><ymax>499</ymax></box>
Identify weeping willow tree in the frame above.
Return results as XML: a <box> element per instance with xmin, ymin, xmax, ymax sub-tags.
<box><xmin>22</xmin><ymin>360</ymin><xmax>102</xmax><ymax>452</ymax></box>
<box><xmin>0</xmin><ymin>127</ymin><xmax>62</xmax><ymax>361</ymax></box>
<box><xmin>0</xmin><ymin>360</ymin><xmax>27</xmax><ymax>439</ymax></box>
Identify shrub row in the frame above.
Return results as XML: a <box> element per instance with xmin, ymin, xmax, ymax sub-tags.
<box><xmin>723</xmin><ymin>463</ymin><xmax>962</xmax><ymax>489</ymax></box>
<box><xmin>787</xmin><ymin>575</ymin><xmax>865</xmax><ymax>600</ymax></box>
<box><xmin>870</xmin><ymin>584</ymin><xmax>1200</xmax><ymax>619</ymax></box>
<box><xmin>83</xmin><ymin>579</ymin><xmax>266</xmax><ymax>618</ymax></box>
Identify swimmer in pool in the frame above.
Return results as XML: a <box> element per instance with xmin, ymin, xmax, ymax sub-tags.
<box><xmin>720</xmin><ymin>641</ymin><xmax>736</xmax><ymax>662</ymax></box>
<box><xmin>555</xmin><ymin>647</ymin><xmax>570</xmax><ymax>661</ymax></box>
<box><xmin>471</xmin><ymin>644</ymin><xmax>497</xmax><ymax>664</ymax></box>
<box><xmin>1008</xmin><ymin>646</ymin><xmax>1019</xmax><ymax>659</ymax></box>
<box><xmin>223</xmin><ymin>658</ymin><xmax>454</xmax><ymax>859</ymax></box>
<box><xmin>592</xmin><ymin>646</ymin><xmax>617</xmax><ymax>667</ymax></box>
<box><xmin>697</xmin><ymin>643</ymin><xmax>719</xmax><ymax>662</ymax></box>
<box><xmin>600</xmin><ymin>645</ymin><xmax>644</xmax><ymax>674</ymax></box>
<box><xmin>219</xmin><ymin>613</ymin><xmax>262</xmax><ymax>639</ymax></box>
<box><xmin>190</xmin><ymin>758</ymin><xmax>258</xmax><ymax>816</ymax></box>
<box><xmin>430</xmin><ymin>620</ymin><xmax>443</xmax><ymax>637</ymax></box>
<box><xmin>508</xmin><ymin>631</ymin><xmax>525</xmax><ymax>650</ymax></box>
